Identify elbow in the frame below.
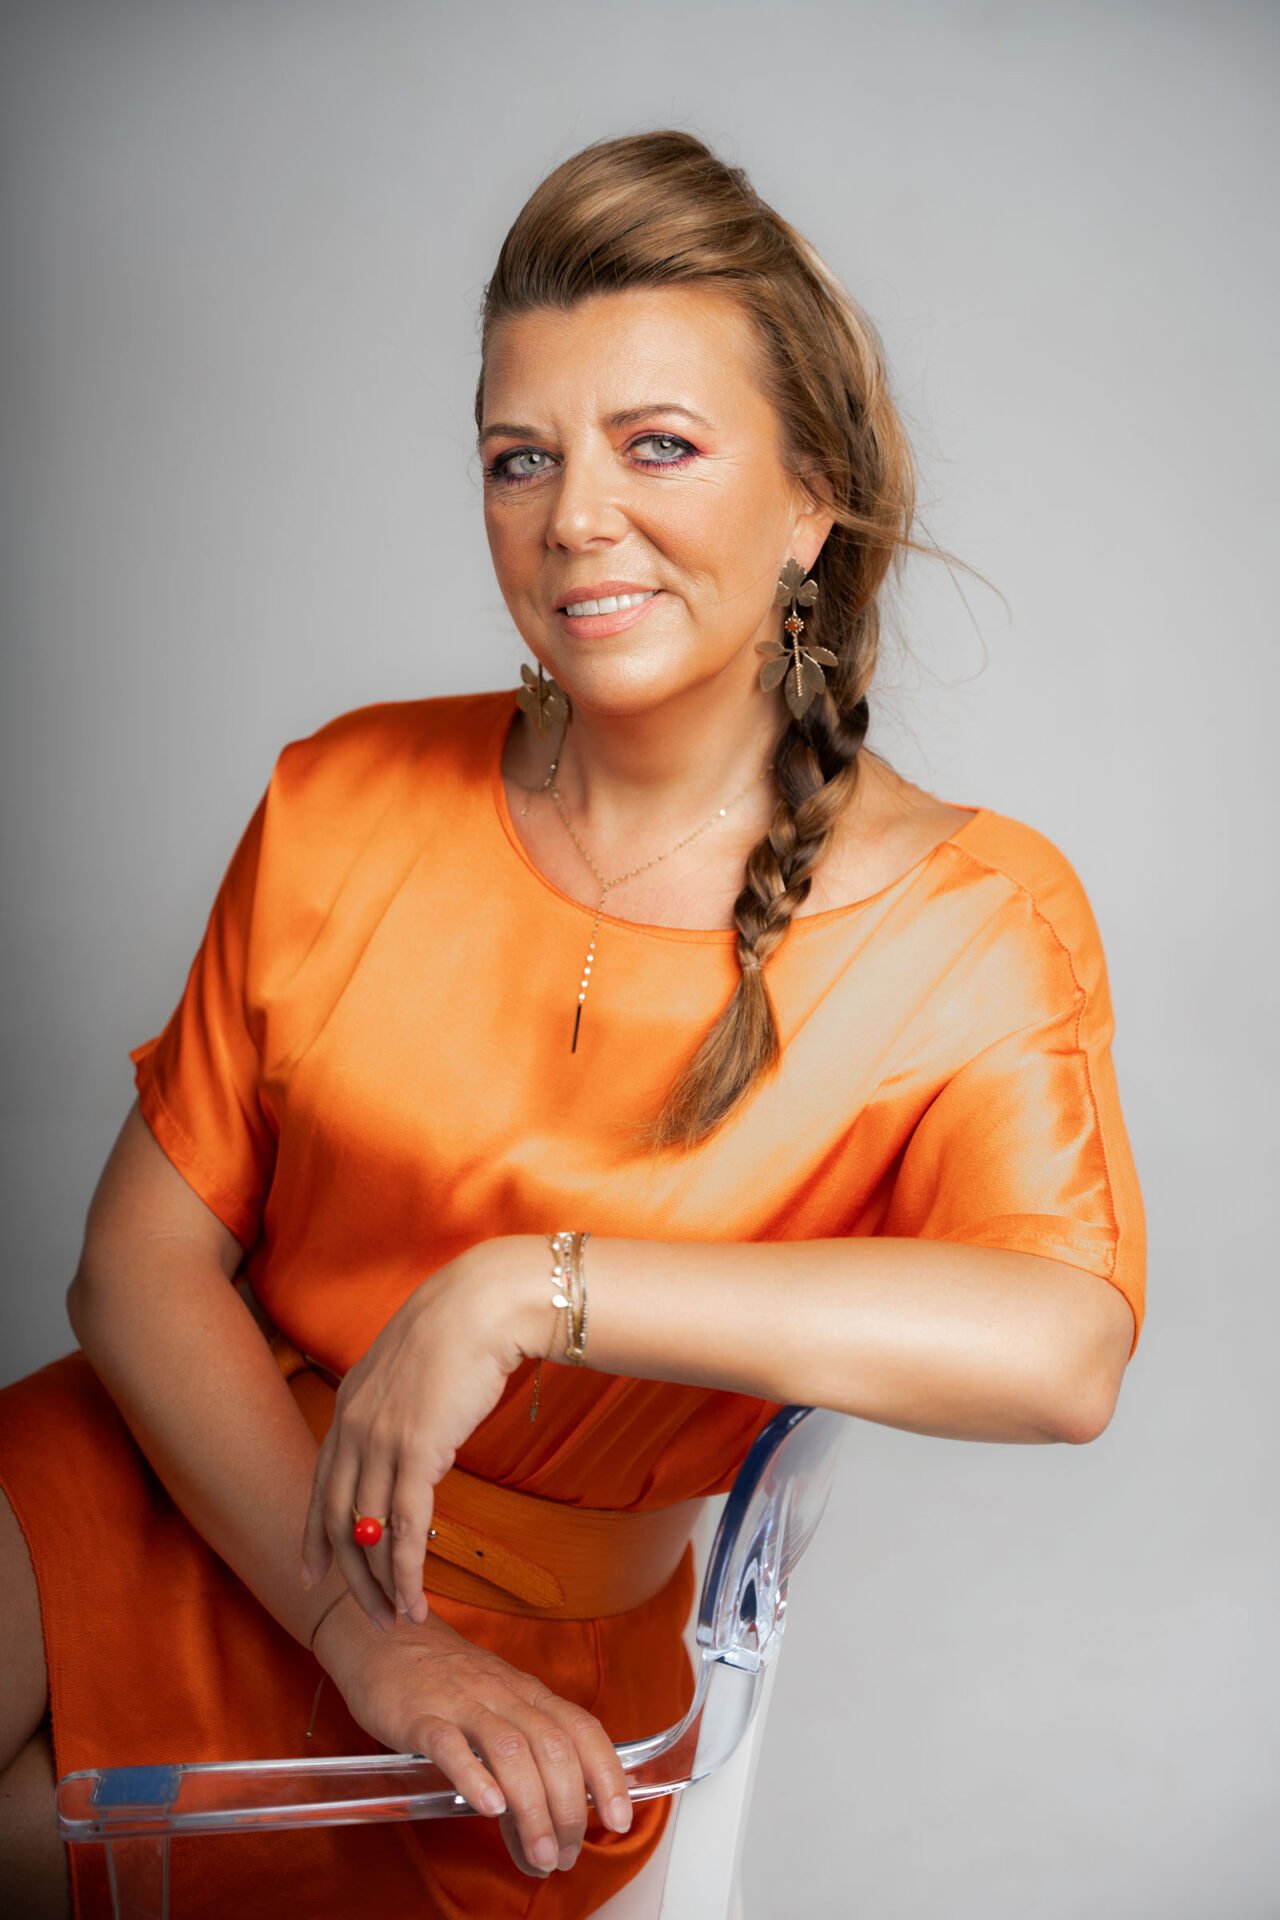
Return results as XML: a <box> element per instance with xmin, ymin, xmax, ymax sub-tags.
<box><xmin>66</xmin><ymin>1238</ymin><xmax>112</xmax><ymax>1340</ymax></box>
<box><xmin>1060</xmin><ymin>1407</ymin><xmax>1108</xmax><ymax>1447</ymax></box>
<box><xmin>1052</xmin><ymin>1276</ymin><xmax>1137</xmax><ymax>1445</ymax></box>
<box><xmin>66</xmin><ymin>1265</ymin><xmax>90</xmax><ymax>1340</ymax></box>
<box><xmin>1058</xmin><ymin>1372</ymin><xmax>1123</xmax><ymax>1446</ymax></box>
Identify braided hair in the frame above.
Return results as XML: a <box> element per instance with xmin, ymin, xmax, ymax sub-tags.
<box><xmin>476</xmin><ymin>130</ymin><xmax>952</xmax><ymax>1148</ymax></box>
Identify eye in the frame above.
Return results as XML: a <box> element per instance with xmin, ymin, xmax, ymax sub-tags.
<box><xmin>484</xmin><ymin>447</ymin><xmax>554</xmax><ymax>488</ymax></box>
<box><xmin>630</xmin><ymin>433</ymin><xmax>696</xmax><ymax>470</ymax></box>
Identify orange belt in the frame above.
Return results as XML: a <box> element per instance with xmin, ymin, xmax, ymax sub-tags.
<box><xmin>269</xmin><ymin>1329</ymin><xmax>702</xmax><ymax>1621</ymax></box>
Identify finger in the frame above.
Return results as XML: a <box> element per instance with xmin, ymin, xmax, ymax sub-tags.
<box><xmin>498</xmin><ymin>1809</ymin><xmax>551</xmax><ymax>1879</ymax></box>
<box><xmin>386</xmin><ymin>1448</ymin><xmax>436</xmax><ymax>1627</ymax></box>
<box><xmin>326</xmin><ymin>1426</ymin><xmax>397</xmax><ymax>1632</ymax></box>
<box><xmin>543</xmin><ymin>1695</ymin><xmax>634</xmax><ymax>1836</ymax></box>
<box><xmin>351</xmin><ymin>1456</ymin><xmax>400</xmax><ymax>1612</ymax></box>
<box><xmin>349</xmin><ymin>1419</ymin><xmax>434</xmax><ymax>1624</ymax></box>
<box><xmin>471</xmin><ymin>1709</ymin><xmax>562</xmax><ymax>1876</ymax></box>
<box><xmin>410</xmin><ymin>1716</ymin><xmax>506</xmax><ymax>1820</ymax></box>
<box><xmin>503</xmin><ymin>1699</ymin><xmax>590</xmax><ymax>1869</ymax></box>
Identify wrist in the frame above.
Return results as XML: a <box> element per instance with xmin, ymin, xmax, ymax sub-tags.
<box><xmin>467</xmin><ymin>1233</ymin><xmax>561</xmax><ymax>1370</ymax></box>
<box><xmin>311</xmin><ymin>1584</ymin><xmax>384</xmax><ymax>1676</ymax></box>
<box><xmin>309</xmin><ymin>1585</ymin><xmax>355</xmax><ymax>1657</ymax></box>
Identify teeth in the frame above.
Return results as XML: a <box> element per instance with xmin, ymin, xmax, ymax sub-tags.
<box><xmin>563</xmin><ymin>590</ymin><xmax>656</xmax><ymax>617</ymax></box>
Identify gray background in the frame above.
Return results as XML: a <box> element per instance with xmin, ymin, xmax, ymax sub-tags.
<box><xmin>2</xmin><ymin>3</ymin><xmax>1275</xmax><ymax>1915</ymax></box>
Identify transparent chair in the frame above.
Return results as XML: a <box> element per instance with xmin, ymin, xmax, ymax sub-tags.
<box><xmin>57</xmin><ymin>1402</ymin><xmax>846</xmax><ymax>1919</ymax></box>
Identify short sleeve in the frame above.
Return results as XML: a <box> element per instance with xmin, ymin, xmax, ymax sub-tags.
<box><xmin>882</xmin><ymin>890</ymin><xmax>1147</xmax><ymax>1361</ymax></box>
<box><xmin>128</xmin><ymin>786</ymin><xmax>276</xmax><ymax>1252</ymax></box>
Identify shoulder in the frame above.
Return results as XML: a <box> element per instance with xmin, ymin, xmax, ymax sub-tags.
<box><xmin>234</xmin><ymin>690</ymin><xmax>515</xmax><ymax>982</ymax></box>
<box><xmin>244</xmin><ymin>688</ymin><xmax>513</xmax><ymax>912</ymax></box>
<box><xmin>268</xmin><ymin>689</ymin><xmax>513</xmax><ymax>805</ymax></box>
<box><xmin>942</xmin><ymin>806</ymin><xmax>1114</xmax><ymax>1020</ymax></box>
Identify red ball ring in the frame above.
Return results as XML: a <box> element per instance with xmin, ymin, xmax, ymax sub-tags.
<box><xmin>351</xmin><ymin>1509</ymin><xmax>387</xmax><ymax>1548</ymax></box>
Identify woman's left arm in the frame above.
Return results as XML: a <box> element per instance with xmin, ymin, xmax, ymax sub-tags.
<box><xmin>531</xmin><ymin>1232</ymin><xmax>1136</xmax><ymax>1445</ymax></box>
<box><xmin>300</xmin><ymin>1232</ymin><xmax>1136</xmax><ymax>1633</ymax></box>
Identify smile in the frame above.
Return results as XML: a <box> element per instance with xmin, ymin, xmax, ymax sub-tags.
<box><xmin>562</xmin><ymin>589</ymin><xmax>658</xmax><ymax>617</ymax></box>
<box><xmin>555</xmin><ymin>589</ymin><xmax>664</xmax><ymax>641</ymax></box>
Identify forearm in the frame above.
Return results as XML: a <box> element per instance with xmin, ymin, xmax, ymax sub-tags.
<box><xmin>66</xmin><ymin>1253</ymin><xmax>352</xmax><ymax>1651</ymax></box>
<box><xmin>511</xmin><ymin>1235</ymin><xmax>1103</xmax><ymax>1445</ymax></box>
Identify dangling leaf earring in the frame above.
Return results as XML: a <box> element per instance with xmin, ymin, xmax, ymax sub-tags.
<box><xmin>517</xmin><ymin>660</ymin><xmax>571</xmax><ymax>735</ymax></box>
<box><xmin>757</xmin><ymin>557</ymin><xmax>838</xmax><ymax>720</ymax></box>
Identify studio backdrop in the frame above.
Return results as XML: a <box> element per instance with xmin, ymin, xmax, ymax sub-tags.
<box><xmin>2</xmin><ymin>5</ymin><xmax>1275</xmax><ymax>1917</ymax></box>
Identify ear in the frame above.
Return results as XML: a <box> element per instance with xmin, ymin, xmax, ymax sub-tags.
<box><xmin>789</xmin><ymin>472</ymin><xmax>837</xmax><ymax>571</ymax></box>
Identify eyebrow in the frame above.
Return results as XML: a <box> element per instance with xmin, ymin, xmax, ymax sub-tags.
<box><xmin>478</xmin><ymin>403</ymin><xmax>713</xmax><ymax>446</ymax></box>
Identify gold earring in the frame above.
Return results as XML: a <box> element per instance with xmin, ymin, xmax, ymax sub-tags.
<box><xmin>517</xmin><ymin>660</ymin><xmax>571</xmax><ymax>735</ymax></box>
<box><xmin>757</xmin><ymin>558</ymin><xmax>837</xmax><ymax>719</ymax></box>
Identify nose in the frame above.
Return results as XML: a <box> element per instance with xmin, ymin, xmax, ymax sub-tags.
<box><xmin>545</xmin><ymin>443</ymin><xmax>627</xmax><ymax>552</ymax></box>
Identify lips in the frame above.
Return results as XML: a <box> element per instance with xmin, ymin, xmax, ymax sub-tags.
<box><xmin>553</xmin><ymin>588</ymin><xmax>664</xmax><ymax>641</ymax></box>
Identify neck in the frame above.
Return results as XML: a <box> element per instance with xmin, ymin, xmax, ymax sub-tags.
<box><xmin>529</xmin><ymin>682</ymin><xmax>783</xmax><ymax>847</ymax></box>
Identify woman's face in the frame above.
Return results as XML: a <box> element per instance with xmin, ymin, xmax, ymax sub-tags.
<box><xmin>479</xmin><ymin>285</ymin><xmax>833</xmax><ymax>721</ymax></box>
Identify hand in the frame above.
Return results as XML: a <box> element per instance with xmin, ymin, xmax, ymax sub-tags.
<box><xmin>299</xmin><ymin>1236</ymin><xmax>549</xmax><ymax>1633</ymax></box>
<box><xmin>316</xmin><ymin>1599</ymin><xmax>634</xmax><ymax>1877</ymax></box>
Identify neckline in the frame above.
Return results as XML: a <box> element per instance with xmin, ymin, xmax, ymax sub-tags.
<box><xmin>485</xmin><ymin>689</ymin><xmax>989</xmax><ymax>945</ymax></box>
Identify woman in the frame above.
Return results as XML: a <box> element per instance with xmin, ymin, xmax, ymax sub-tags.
<box><xmin>0</xmin><ymin>129</ymin><xmax>1144</xmax><ymax>1918</ymax></box>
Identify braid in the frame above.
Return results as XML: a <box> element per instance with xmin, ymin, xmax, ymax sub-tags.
<box><xmin>733</xmin><ymin>693</ymin><xmax>869</xmax><ymax>1028</ymax></box>
<box><xmin>640</xmin><ymin>619</ymin><xmax>874</xmax><ymax>1151</ymax></box>
<box><xmin>735</xmin><ymin>698</ymin><xmax>869</xmax><ymax>977</ymax></box>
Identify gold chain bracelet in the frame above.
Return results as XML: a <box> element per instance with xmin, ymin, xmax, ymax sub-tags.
<box><xmin>530</xmin><ymin>1230</ymin><xmax>591</xmax><ymax>1419</ymax></box>
<box><xmin>564</xmin><ymin>1230</ymin><xmax>590</xmax><ymax>1364</ymax></box>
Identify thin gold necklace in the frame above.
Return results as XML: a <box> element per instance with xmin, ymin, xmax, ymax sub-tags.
<box><xmin>534</xmin><ymin>732</ymin><xmax>774</xmax><ymax>1053</ymax></box>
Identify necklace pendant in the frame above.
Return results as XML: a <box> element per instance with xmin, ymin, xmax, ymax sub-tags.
<box><xmin>570</xmin><ymin>926</ymin><xmax>598</xmax><ymax>1054</ymax></box>
<box><xmin>551</xmin><ymin>764</ymin><xmax>770</xmax><ymax>1056</ymax></box>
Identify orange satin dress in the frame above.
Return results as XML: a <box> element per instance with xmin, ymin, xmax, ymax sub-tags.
<box><xmin>0</xmin><ymin>687</ymin><xmax>1146</xmax><ymax>1919</ymax></box>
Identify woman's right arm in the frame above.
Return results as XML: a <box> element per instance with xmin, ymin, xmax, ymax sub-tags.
<box><xmin>66</xmin><ymin>1100</ymin><xmax>632</xmax><ymax>1876</ymax></box>
<box><xmin>67</xmin><ymin>1100</ymin><xmax>364</xmax><ymax>1651</ymax></box>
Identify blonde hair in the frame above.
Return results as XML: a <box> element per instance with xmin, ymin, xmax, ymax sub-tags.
<box><xmin>476</xmin><ymin>131</ymin><xmax>953</xmax><ymax>1149</ymax></box>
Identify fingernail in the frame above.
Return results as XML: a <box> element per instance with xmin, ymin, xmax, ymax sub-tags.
<box><xmin>533</xmin><ymin>1837</ymin><xmax>559</xmax><ymax>1870</ymax></box>
<box><xmin>300</xmin><ymin>1566</ymin><xmax>313</xmax><ymax>1590</ymax></box>
<box><xmin>558</xmin><ymin>1845</ymin><xmax>578</xmax><ymax>1871</ymax></box>
<box><xmin>609</xmin><ymin>1796</ymin><xmax>632</xmax><ymax>1831</ymax></box>
<box><xmin>480</xmin><ymin>1788</ymin><xmax>505</xmax><ymax>1815</ymax></box>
